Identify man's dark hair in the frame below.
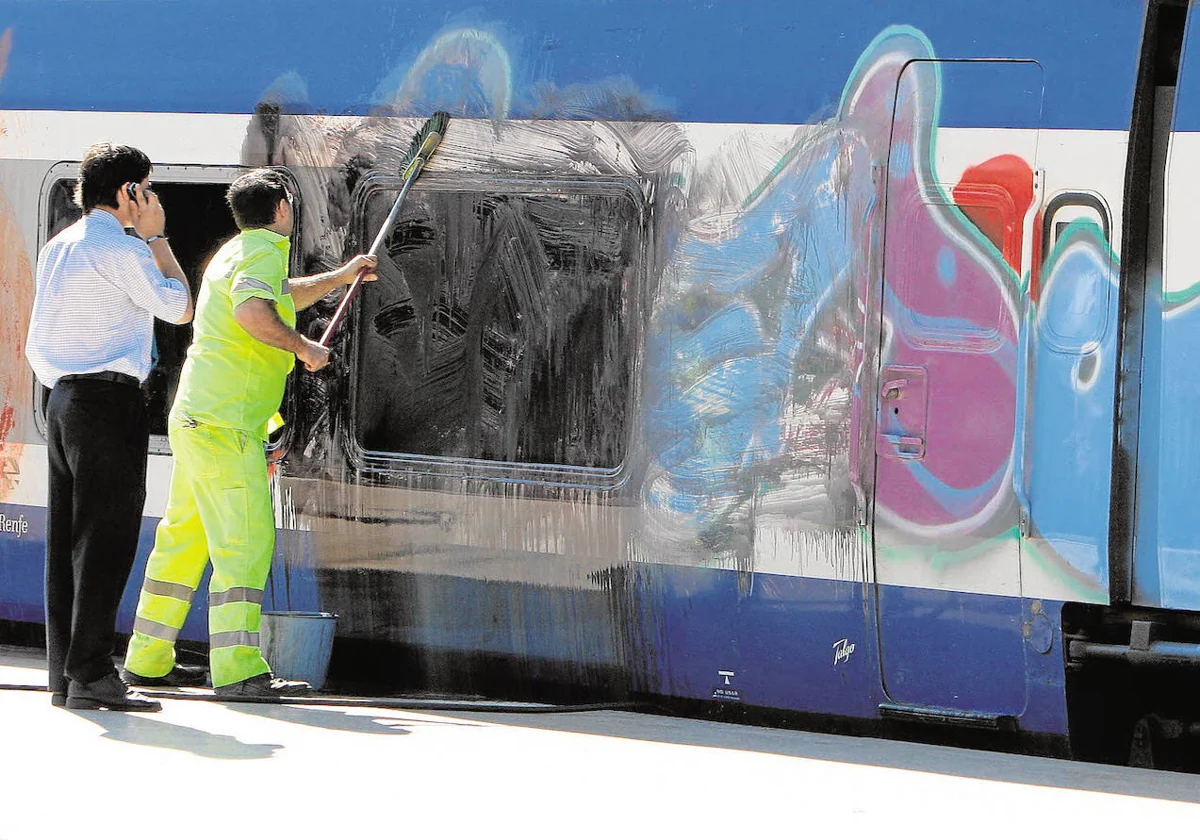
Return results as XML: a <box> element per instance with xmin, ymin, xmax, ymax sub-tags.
<box><xmin>227</xmin><ymin>168</ymin><xmax>291</xmax><ymax>230</ymax></box>
<box><xmin>75</xmin><ymin>143</ymin><xmax>152</xmax><ymax>212</ymax></box>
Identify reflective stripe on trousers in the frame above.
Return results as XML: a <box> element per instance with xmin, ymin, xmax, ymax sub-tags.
<box><xmin>124</xmin><ymin>421</ymin><xmax>275</xmax><ymax>687</ymax></box>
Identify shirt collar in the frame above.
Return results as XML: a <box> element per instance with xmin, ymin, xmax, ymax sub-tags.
<box><xmin>242</xmin><ymin>227</ymin><xmax>291</xmax><ymax>252</ymax></box>
<box><xmin>86</xmin><ymin>208</ymin><xmax>127</xmax><ymax>233</ymax></box>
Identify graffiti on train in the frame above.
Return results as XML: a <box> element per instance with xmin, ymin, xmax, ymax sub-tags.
<box><xmin>229</xmin><ymin>22</ymin><xmax>1125</xmax><ymax>599</ymax></box>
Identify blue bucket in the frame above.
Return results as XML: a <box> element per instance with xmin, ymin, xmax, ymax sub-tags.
<box><xmin>260</xmin><ymin>611</ymin><xmax>337</xmax><ymax>691</ymax></box>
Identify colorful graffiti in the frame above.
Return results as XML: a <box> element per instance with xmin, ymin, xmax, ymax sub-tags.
<box><xmin>1143</xmin><ymin>220</ymin><xmax>1200</xmax><ymax>608</ymax></box>
<box><xmin>1022</xmin><ymin>220</ymin><xmax>1117</xmax><ymax>598</ymax></box>
<box><xmin>167</xmin><ymin>18</ymin><xmax>1126</xmax><ymax>600</ymax></box>
<box><xmin>631</xmin><ymin>25</ymin><xmax>1116</xmax><ymax>596</ymax></box>
<box><xmin>0</xmin><ymin>26</ymin><xmax>33</xmax><ymax>503</ymax></box>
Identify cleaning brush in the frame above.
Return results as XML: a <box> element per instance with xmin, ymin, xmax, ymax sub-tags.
<box><xmin>319</xmin><ymin>111</ymin><xmax>450</xmax><ymax>348</ymax></box>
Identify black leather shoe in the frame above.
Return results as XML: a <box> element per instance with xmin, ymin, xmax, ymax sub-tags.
<box><xmin>65</xmin><ymin>674</ymin><xmax>162</xmax><ymax>712</ymax></box>
<box><xmin>214</xmin><ymin>673</ymin><xmax>312</xmax><ymax>699</ymax></box>
<box><xmin>121</xmin><ymin>663</ymin><xmax>209</xmax><ymax>688</ymax></box>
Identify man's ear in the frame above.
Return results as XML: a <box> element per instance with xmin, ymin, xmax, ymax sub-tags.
<box><xmin>113</xmin><ymin>182</ymin><xmax>132</xmax><ymax>212</ymax></box>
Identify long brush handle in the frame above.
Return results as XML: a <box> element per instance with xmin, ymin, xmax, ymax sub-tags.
<box><xmin>316</xmin><ymin>265</ymin><xmax>371</xmax><ymax>348</ymax></box>
<box><xmin>317</xmin><ymin>110</ymin><xmax>446</xmax><ymax>349</ymax></box>
<box><xmin>318</xmin><ymin>163</ymin><xmax>425</xmax><ymax>348</ymax></box>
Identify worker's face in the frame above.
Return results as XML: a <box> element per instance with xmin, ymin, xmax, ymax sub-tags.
<box><xmin>276</xmin><ymin>194</ymin><xmax>294</xmax><ymax>238</ymax></box>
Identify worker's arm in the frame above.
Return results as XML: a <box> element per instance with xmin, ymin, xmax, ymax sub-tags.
<box><xmin>288</xmin><ymin>254</ymin><xmax>378</xmax><ymax>310</ymax></box>
<box><xmin>233</xmin><ymin>297</ymin><xmax>330</xmax><ymax>372</ymax></box>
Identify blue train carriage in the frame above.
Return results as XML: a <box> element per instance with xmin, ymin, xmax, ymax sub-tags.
<box><xmin>0</xmin><ymin>0</ymin><xmax>1191</xmax><ymax>764</ymax></box>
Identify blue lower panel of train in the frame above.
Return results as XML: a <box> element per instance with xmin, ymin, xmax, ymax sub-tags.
<box><xmin>0</xmin><ymin>504</ymin><xmax>274</xmax><ymax>649</ymax></box>
<box><xmin>0</xmin><ymin>503</ymin><xmax>1067</xmax><ymax>736</ymax></box>
<box><xmin>617</xmin><ymin>564</ymin><xmax>1069</xmax><ymax>736</ymax></box>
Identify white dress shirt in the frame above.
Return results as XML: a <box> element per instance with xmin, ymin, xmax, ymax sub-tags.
<box><xmin>26</xmin><ymin>209</ymin><xmax>190</xmax><ymax>388</ymax></box>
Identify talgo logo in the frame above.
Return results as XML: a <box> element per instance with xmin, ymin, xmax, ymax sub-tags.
<box><xmin>832</xmin><ymin>638</ymin><xmax>856</xmax><ymax>667</ymax></box>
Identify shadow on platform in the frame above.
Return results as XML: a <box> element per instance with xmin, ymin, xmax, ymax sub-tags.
<box><xmin>224</xmin><ymin>702</ymin><xmax>428</xmax><ymax>735</ymax></box>
<box><xmin>66</xmin><ymin>709</ymin><xmax>284</xmax><ymax>760</ymax></box>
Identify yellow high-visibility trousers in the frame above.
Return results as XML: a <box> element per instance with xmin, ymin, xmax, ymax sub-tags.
<box><xmin>124</xmin><ymin>419</ymin><xmax>274</xmax><ymax>688</ymax></box>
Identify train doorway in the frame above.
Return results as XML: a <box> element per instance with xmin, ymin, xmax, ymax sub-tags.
<box><xmin>872</xmin><ymin>59</ymin><xmax>1042</xmax><ymax>716</ymax></box>
<box><xmin>34</xmin><ymin>164</ymin><xmax>303</xmax><ymax>455</ymax></box>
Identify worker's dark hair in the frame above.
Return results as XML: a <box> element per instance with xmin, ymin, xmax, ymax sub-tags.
<box><xmin>227</xmin><ymin>168</ymin><xmax>292</xmax><ymax>230</ymax></box>
<box><xmin>75</xmin><ymin>143</ymin><xmax>152</xmax><ymax>212</ymax></box>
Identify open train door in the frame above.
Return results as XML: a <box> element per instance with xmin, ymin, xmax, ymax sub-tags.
<box><xmin>872</xmin><ymin>59</ymin><xmax>1043</xmax><ymax>720</ymax></box>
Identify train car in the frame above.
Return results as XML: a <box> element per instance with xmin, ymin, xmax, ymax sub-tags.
<box><xmin>0</xmin><ymin>0</ymin><xmax>1194</xmax><ymax>765</ymax></box>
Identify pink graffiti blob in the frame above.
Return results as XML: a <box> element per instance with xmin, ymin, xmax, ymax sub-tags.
<box><xmin>840</xmin><ymin>30</ymin><xmax>1029</xmax><ymax>535</ymax></box>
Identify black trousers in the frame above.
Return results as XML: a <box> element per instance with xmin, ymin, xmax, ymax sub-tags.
<box><xmin>45</xmin><ymin>379</ymin><xmax>148</xmax><ymax>694</ymax></box>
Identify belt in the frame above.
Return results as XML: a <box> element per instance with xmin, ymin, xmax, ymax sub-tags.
<box><xmin>57</xmin><ymin>371</ymin><xmax>140</xmax><ymax>388</ymax></box>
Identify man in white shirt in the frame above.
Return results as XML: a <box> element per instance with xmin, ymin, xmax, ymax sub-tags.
<box><xmin>26</xmin><ymin>142</ymin><xmax>194</xmax><ymax>711</ymax></box>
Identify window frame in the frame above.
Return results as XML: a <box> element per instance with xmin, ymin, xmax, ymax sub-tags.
<box><xmin>1036</xmin><ymin>190</ymin><xmax>1114</xmax><ymax>356</ymax></box>
<box><xmin>341</xmin><ymin>170</ymin><xmax>647</xmax><ymax>490</ymax></box>
<box><xmin>890</xmin><ymin>182</ymin><xmax>1010</xmax><ymax>353</ymax></box>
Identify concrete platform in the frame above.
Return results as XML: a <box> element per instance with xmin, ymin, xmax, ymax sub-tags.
<box><xmin>1</xmin><ymin>645</ymin><xmax>1197</xmax><ymax>839</ymax></box>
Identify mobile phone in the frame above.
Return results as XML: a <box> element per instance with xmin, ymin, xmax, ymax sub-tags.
<box><xmin>126</xmin><ymin>183</ymin><xmax>138</xmax><ymax>202</ymax></box>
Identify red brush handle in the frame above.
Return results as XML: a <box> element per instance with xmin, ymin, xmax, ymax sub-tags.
<box><xmin>318</xmin><ymin>265</ymin><xmax>371</xmax><ymax>348</ymax></box>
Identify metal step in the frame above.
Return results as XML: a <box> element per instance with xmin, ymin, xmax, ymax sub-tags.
<box><xmin>878</xmin><ymin>702</ymin><xmax>1019</xmax><ymax>731</ymax></box>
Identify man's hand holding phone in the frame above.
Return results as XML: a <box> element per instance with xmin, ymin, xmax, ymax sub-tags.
<box><xmin>125</xmin><ymin>182</ymin><xmax>166</xmax><ymax>242</ymax></box>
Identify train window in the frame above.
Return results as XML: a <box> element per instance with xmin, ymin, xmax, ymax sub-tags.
<box><xmin>35</xmin><ymin>165</ymin><xmax>293</xmax><ymax>453</ymax></box>
<box><xmin>45</xmin><ymin>180</ymin><xmax>81</xmax><ymax>237</ymax></box>
<box><xmin>1034</xmin><ymin>192</ymin><xmax>1113</xmax><ymax>355</ymax></box>
<box><xmin>348</xmin><ymin>175</ymin><xmax>641</xmax><ymax>479</ymax></box>
<box><xmin>1041</xmin><ymin>191</ymin><xmax>1112</xmax><ymax>258</ymax></box>
<box><xmin>890</xmin><ymin>183</ymin><xmax>1009</xmax><ymax>351</ymax></box>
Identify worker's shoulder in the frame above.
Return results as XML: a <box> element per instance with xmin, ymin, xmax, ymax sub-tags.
<box><xmin>207</xmin><ymin>233</ymin><xmax>282</xmax><ymax>278</ymax></box>
<box><xmin>228</xmin><ymin>231</ymin><xmax>287</xmax><ymax>272</ymax></box>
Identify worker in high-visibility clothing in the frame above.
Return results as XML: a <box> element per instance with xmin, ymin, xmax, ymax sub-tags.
<box><xmin>123</xmin><ymin>168</ymin><xmax>377</xmax><ymax>697</ymax></box>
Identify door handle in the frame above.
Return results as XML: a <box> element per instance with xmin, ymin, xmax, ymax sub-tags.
<box><xmin>881</xmin><ymin>433</ymin><xmax>923</xmax><ymax>457</ymax></box>
<box><xmin>882</xmin><ymin>378</ymin><xmax>908</xmax><ymax>399</ymax></box>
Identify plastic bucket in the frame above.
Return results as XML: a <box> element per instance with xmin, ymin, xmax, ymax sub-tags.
<box><xmin>260</xmin><ymin>611</ymin><xmax>337</xmax><ymax>691</ymax></box>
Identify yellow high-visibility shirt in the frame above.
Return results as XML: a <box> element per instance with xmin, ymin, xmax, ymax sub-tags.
<box><xmin>171</xmin><ymin>228</ymin><xmax>295</xmax><ymax>440</ymax></box>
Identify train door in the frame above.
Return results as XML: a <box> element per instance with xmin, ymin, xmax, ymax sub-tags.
<box><xmin>873</xmin><ymin>59</ymin><xmax>1043</xmax><ymax>716</ymax></box>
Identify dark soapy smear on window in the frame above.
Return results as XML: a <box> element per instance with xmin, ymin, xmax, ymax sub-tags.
<box><xmin>353</xmin><ymin>188</ymin><xmax>636</xmax><ymax>469</ymax></box>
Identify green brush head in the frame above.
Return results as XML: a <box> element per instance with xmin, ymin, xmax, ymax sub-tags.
<box><xmin>400</xmin><ymin>111</ymin><xmax>451</xmax><ymax>178</ymax></box>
